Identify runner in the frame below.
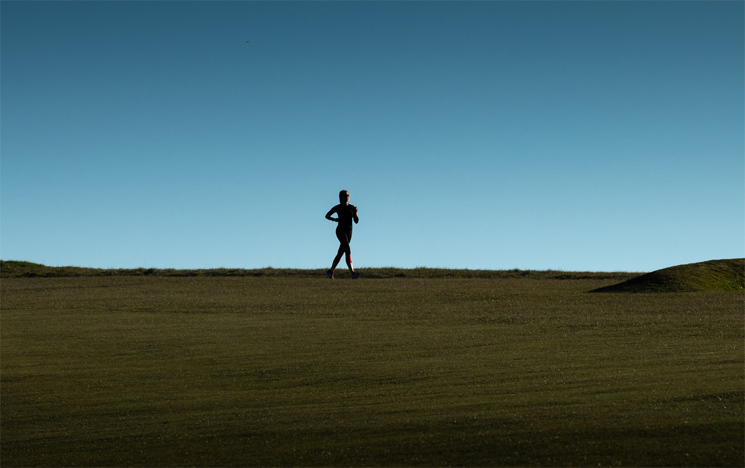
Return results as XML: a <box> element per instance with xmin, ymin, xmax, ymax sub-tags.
<box><xmin>325</xmin><ymin>190</ymin><xmax>360</xmax><ymax>279</ymax></box>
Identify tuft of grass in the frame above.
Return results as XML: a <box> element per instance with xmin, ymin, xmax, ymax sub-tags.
<box><xmin>592</xmin><ymin>258</ymin><xmax>745</xmax><ymax>293</ymax></box>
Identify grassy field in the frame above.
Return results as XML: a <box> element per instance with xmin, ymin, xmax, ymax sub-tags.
<box><xmin>1</xmin><ymin>273</ymin><xmax>743</xmax><ymax>466</ymax></box>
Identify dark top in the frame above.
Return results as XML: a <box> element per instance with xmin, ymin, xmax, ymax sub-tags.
<box><xmin>326</xmin><ymin>204</ymin><xmax>359</xmax><ymax>232</ymax></box>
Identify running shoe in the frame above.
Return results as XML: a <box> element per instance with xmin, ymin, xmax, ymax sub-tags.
<box><xmin>351</xmin><ymin>271</ymin><xmax>360</xmax><ymax>279</ymax></box>
<box><xmin>326</xmin><ymin>269</ymin><xmax>334</xmax><ymax>279</ymax></box>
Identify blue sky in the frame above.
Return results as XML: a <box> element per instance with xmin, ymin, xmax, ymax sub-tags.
<box><xmin>2</xmin><ymin>1</ymin><xmax>743</xmax><ymax>272</ymax></box>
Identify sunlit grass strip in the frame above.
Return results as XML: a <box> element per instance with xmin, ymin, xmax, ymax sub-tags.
<box><xmin>0</xmin><ymin>260</ymin><xmax>639</xmax><ymax>280</ymax></box>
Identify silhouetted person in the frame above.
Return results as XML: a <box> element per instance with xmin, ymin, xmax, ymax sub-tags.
<box><xmin>325</xmin><ymin>190</ymin><xmax>360</xmax><ymax>279</ymax></box>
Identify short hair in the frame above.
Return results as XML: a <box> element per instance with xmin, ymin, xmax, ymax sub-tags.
<box><xmin>339</xmin><ymin>190</ymin><xmax>349</xmax><ymax>203</ymax></box>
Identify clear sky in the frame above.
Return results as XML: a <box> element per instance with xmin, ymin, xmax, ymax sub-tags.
<box><xmin>2</xmin><ymin>1</ymin><xmax>743</xmax><ymax>272</ymax></box>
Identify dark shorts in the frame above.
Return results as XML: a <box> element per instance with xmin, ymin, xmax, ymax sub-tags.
<box><xmin>336</xmin><ymin>228</ymin><xmax>352</xmax><ymax>247</ymax></box>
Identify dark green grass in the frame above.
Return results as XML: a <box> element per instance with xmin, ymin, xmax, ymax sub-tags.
<box><xmin>1</xmin><ymin>276</ymin><xmax>742</xmax><ymax>467</ymax></box>
<box><xmin>592</xmin><ymin>259</ymin><xmax>744</xmax><ymax>293</ymax></box>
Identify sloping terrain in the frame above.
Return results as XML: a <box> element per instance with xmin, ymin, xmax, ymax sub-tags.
<box><xmin>591</xmin><ymin>258</ymin><xmax>745</xmax><ymax>293</ymax></box>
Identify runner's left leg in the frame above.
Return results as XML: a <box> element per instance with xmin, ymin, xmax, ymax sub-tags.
<box><xmin>331</xmin><ymin>229</ymin><xmax>351</xmax><ymax>273</ymax></box>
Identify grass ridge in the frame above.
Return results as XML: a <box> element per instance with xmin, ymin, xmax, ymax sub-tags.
<box><xmin>0</xmin><ymin>260</ymin><xmax>638</xmax><ymax>281</ymax></box>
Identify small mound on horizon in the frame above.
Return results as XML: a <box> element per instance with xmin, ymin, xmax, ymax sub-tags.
<box><xmin>591</xmin><ymin>258</ymin><xmax>745</xmax><ymax>293</ymax></box>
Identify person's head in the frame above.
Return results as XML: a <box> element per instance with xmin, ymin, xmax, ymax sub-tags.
<box><xmin>339</xmin><ymin>190</ymin><xmax>350</xmax><ymax>205</ymax></box>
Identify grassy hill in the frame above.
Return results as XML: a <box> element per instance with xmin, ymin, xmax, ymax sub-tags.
<box><xmin>2</xmin><ymin>269</ymin><xmax>742</xmax><ymax>466</ymax></box>
<box><xmin>591</xmin><ymin>258</ymin><xmax>745</xmax><ymax>293</ymax></box>
<box><xmin>0</xmin><ymin>260</ymin><xmax>636</xmax><ymax>281</ymax></box>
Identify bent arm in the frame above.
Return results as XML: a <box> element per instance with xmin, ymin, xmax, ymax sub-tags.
<box><xmin>325</xmin><ymin>208</ymin><xmax>338</xmax><ymax>222</ymax></box>
<box><xmin>353</xmin><ymin>206</ymin><xmax>359</xmax><ymax>224</ymax></box>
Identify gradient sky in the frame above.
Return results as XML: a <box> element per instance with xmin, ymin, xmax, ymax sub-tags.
<box><xmin>2</xmin><ymin>1</ymin><xmax>743</xmax><ymax>272</ymax></box>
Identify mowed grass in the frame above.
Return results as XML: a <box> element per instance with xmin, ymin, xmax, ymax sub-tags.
<box><xmin>1</xmin><ymin>276</ymin><xmax>742</xmax><ymax>467</ymax></box>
